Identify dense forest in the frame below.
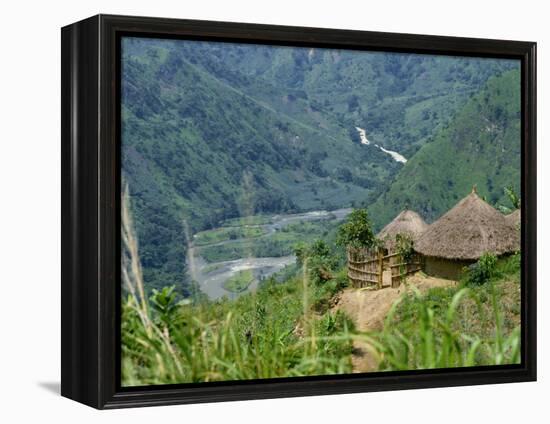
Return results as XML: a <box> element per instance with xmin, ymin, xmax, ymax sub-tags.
<box><xmin>121</xmin><ymin>37</ymin><xmax>519</xmax><ymax>294</ymax></box>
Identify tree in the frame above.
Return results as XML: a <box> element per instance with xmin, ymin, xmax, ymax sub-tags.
<box><xmin>294</xmin><ymin>239</ymin><xmax>338</xmax><ymax>285</ymax></box>
<box><xmin>336</xmin><ymin>209</ymin><xmax>377</xmax><ymax>248</ymax></box>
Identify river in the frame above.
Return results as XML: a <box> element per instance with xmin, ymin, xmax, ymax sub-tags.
<box><xmin>355</xmin><ymin>126</ymin><xmax>407</xmax><ymax>163</ymax></box>
<box><xmin>188</xmin><ymin>208</ymin><xmax>352</xmax><ymax>300</ymax></box>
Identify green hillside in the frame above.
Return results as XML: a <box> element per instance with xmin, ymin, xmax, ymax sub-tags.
<box><xmin>122</xmin><ymin>39</ymin><xmax>392</xmax><ymax>291</ymax></box>
<box><xmin>174</xmin><ymin>41</ymin><xmax>517</xmax><ymax>157</ymax></box>
<box><xmin>121</xmin><ymin>36</ymin><xmax>519</xmax><ymax>294</ymax></box>
<box><xmin>368</xmin><ymin>69</ymin><xmax>521</xmax><ymax>229</ymax></box>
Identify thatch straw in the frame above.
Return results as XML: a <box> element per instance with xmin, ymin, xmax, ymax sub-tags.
<box><xmin>505</xmin><ymin>209</ymin><xmax>521</xmax><ymax>228</ymax></box>
<box><xmin>378</xmin><ymin>210</ymin><xmax>428</xmax><ymax>250</ymax></box>
<box><xmin>415</xmin><ymin>191</ymin><xmax>520</xmax><ymax>260</ymax></box>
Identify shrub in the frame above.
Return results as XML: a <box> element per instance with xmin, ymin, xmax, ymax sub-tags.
<box><xmin>336</xmin><ymin>209</ymin><xmax>377</xmax><ymax>249</ymax></box>
<box><xmin>395</xmin><ymin>233</ymin><xmax>415</xmax><ymax>263</ymax></box>
<box><xmin>465</xmin><ymin>253</ymin><xmax>497</xmax><ymax>285</ymax></box>
<box><xmin>149</xmin><ymin>285</ymin><xmax>181</xmax><ymax>328</ymax></box>
<box><xmin>294</xmin><ymin>239</ymin><xmax>339</xmax><ymax>286</ymax></box>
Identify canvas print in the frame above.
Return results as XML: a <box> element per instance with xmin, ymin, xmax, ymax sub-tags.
<box><xmin>120</xmin><ymin>36</ymin><xmax>521</xmax><ymax>387</ymax></box>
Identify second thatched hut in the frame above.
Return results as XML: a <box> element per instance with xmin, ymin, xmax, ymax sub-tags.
<box><xmin>377</xmin><ymin>209</ymin><xmax>428</xmax><ymax>253</ymax></box>
<box><xmin>414</xmin><ymin>189</ymin><xmax>520</xmax><ymax>280</ymax></box>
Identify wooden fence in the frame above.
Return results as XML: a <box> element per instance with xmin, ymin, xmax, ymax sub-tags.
<box><xmin>347</xmin><ymin>247</ymin><xmax>423</xmax><ymax>289</ymax></box>
<box><xmin>347</xmin><ymin>247</ymin><xmax>383</xmax><ymax>289</ymax></box>
<box><xmin>388</xmin><ymin>252</ymin><xmax>423</xmax><ymax>288</ymax></box>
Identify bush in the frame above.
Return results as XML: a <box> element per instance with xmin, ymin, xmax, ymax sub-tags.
<box><xmin>149</xmin><ymin>285</ymin><xmax>182</xmax><ymax>329</ymax></box>
<box><xmin>336</xmin><ymin>209</ymin><xmax>377</xmax><ymax>249</ymax></box>
<box><xmin>395</xmin><ymin>233</ymin><xmax>414</xmax><ymax>263</ymax></box>
<box><xmin>465</xmin><ymin>253</ymin><xmax>497</xmax><ymax>285</ymax></box>
<box><xmin>294</xmin><ymin>239</ymin><xmax>339</xmax><ymax>286</ymax></box>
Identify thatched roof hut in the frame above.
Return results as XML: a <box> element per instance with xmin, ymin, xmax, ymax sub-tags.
<box><xmin>416</xmin><ymin>190</ymin><xmax>519</xmax><ymax>260</ymax></box>
<box><xmin>377</xmin><ymin>210</ymin><xmax>428</xmax><ymax>251</ymax></box>
<box><xmin>415</xmin><ymin>190</ymin><xmax>520</xmax><ymax>280</ymax></box>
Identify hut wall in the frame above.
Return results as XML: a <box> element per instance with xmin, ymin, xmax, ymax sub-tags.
<box><xmin>424</xmin><ymin>257</ymin><xmax>473</xmax><ymax>281</ymax></box>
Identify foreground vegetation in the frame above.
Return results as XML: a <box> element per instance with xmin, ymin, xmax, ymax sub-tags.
<box><xmin>122</xmin><ymin>197</ymin><xmax>521</xmax><ymax>385</ymax></box>
<box><xmin>122</xmin><ymin>253</ymin><xmax>520</xmax><ymax>385</ymax></box>
<box><xmin>365</xmin><ymin>253</ymin><xmax>521</xmax><ymax>370</ymax></box>
<box><xmin>122</xmin><ymin>190</ymin><xmax>354</xmax><ymax>386</ymax></box>
<box><xmin>123</xmin><ymin>268</ymin><xmax>521</xmax><ymax>386</ymax></box>
<box><xmin>122</xmin><ymin>270</ymin><xmax>355</xmax><ymax>386</ymax></box>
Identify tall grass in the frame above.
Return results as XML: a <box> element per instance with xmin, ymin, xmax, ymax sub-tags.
<box><xmin>121</xmin><ymin>188</ymin><xmax>353</xmax><ymax>386</ymax></box>
<box><xmin>359</xmin><ymin>261</ymin><xmax>521</xmax><ymax>371</ymax></box>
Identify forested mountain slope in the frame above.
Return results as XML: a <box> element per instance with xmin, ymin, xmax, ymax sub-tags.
<box><xmin>172</xmin><ymin>40</ymin><xmax>517</xmax><ymax>157</ymax></box>
<box><xmin>121</xmin><ymin>37</ymin><xmax>519</xmax><ymax>293</ymax></box>
<box><xmin>368</xmin><ymin>69</ymin><xmax>521</xmax><ymax>229</ymax></box>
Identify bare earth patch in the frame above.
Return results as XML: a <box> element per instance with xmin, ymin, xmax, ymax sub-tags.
<box><xmin>332</xmin><ymin>272</ymin><xmax>456</xmax><ymax>373</ymax></box>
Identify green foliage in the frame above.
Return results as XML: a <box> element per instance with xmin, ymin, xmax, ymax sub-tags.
<box><xmin>310</xmin><ymin>239</ymin><xmax>332</xmax><ymax>258</ymax></box>
<box><xmin>308</xmin><ymin>258</ymin><xmax>337</xmax><ymax>287</ymax></box>
<box><xmin>199</xmin><ymin>218</ymin><xmax>338</xmax><ymax>263</ymax></box>
<box><xmin>121</xmin><ymin>36</ymin><xmax>518</xmax><ymax>293</ymax></box>
<box><xmin>336</xmin><ymin>209</ymin><xmax>377</xmax><ymax>248</ymax></box>
<box><xmin>465</xmin><ymin>253</ymin><xmax>498</xmax><ymax>286</ymax></box>
<box><xmin>194</xmin><ymin>226</ymin><xmax>266</xmax><ymax>246</ymax></box>
<box><xmin>122</xmin><ymin>272</ymin><xmax>353</xmax><ymax>386</ymax></box>
<box><xmin>293</xmin><ymin>241</ymin><xmax>309</xmax><ymax>266</ymax></box>
<box><xmin>494</xmin><ymin>252</ymin><xmax>521</xmax><ymax>278</ymax></box>
<box><xmin>366</xmin><ymin>257</ymin><xmax>521</xmax><ymax>370</ymax></box>
<box><xmin>149</xmin><ymin>286</ymin><xmax>180</xmax><ymax>328</ymax></box>
<box><xmin>221</xmin><ymin>215</ymin><xmax>273</xmax><ymax>227</ymax></box>
<box><xmin>497</xmin><ymin>185</ymin><xmax>521</xmax><ymax>214</ymax></box>
<box><xmin>294</xmin><ymin>239</ymin><xmax>339</xmax><ymax>286</ymax></box>
<box><xmin>310</xmin><ymin>268</ymin><xmax>350</xmax><ymax>313</ymax></box>
<box><xmin>394</xmin><ymin>233</ymin><xmax>415</xmax><ymax>263</ymax></box>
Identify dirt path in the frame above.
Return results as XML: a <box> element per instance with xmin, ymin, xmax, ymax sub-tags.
<box><xmin>332</xmin><ymin>273</ymin><xmax>456</xmax><ymax>373</ymax></box>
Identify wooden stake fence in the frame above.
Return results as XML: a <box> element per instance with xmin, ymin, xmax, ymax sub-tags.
<box><xmin>389</xmin><ymin>253</ymin><xmax>423</xmax><ymax>288</ymax></box>
<box><xmin>346</xmin><ymin>247</ymin><xmax>381</xmax><ymax>288</ymax></box>
<box><xmin>347</xmin><ymin>247</ymin><xmax>424</xmax><ymax>289</ymax></box>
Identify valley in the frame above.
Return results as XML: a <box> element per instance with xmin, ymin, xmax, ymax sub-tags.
<box><xmin>120</xmin><ymin>36</ymin><xmax>520</xmax><ymax>297</ymax></box>
<box><xmin>188</xmin><ymin>208</ymin><xmax>352</xmax><ymax>299</ymax></box>
<box><xmin>119</xmin><ymin>37</ymin><xmax>523</xmax><ymax>386</ymax></box>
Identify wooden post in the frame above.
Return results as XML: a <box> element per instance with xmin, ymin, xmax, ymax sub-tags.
<box><xmin>377</xmin><ymin>249</ymin><xmax>383</xmax><ymax>290</ymax></box>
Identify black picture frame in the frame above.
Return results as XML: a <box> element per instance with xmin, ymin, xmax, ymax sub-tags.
<box><xmin>61</xmin><ymin>14</ymin><xmax>537</xmax><ymax>409</ymax></box>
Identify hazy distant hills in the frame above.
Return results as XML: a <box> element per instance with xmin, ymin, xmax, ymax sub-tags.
<box><xmin>121</xmin><ymin>36</ymin><xmax>520</xmax><ymax>293</ymax></box>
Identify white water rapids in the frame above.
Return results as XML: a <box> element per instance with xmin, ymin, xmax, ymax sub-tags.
<box><xmin>355</xmin><ymin>127</ymin><xmax>407</xmax><ymax>163</ymax></box>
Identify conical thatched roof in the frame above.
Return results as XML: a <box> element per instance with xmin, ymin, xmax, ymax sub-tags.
<box><xmin>415</xmin><ymin>191</ymin><xmax>520</xmax><ymax>260</ymax></box>
<box><xmin>378</xmin><ymin>210</ymin><xmax>429</xmax><ymax>250</ymax></box>
<box><xmin>506</xmin><ymin>209</ymin><xmax>521</xmax><ymax>228</ymax></box>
